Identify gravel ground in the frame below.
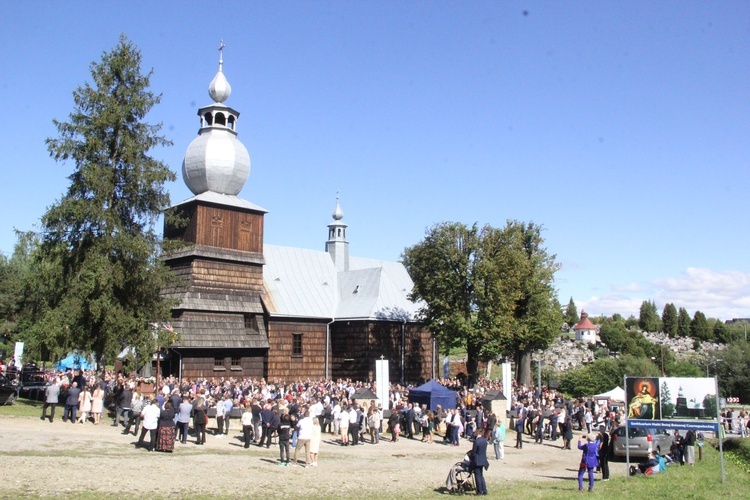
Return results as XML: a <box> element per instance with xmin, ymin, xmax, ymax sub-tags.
<box><xmin>0</xmin><ymin>415</ymin><xmax>628</xmax><ymax>498</ymax></box>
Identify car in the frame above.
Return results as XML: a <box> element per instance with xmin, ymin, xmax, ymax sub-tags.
<box><xmin>0</xmin><ymin>375</ymin><xmax>18</xmax><ymax>405</ymax></box>
<box><xmin>610</xmin><ymin>424</ymin><xmax>673</xmax><ymax>459</ymax></box>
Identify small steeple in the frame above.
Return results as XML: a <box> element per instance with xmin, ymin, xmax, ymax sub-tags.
<box><xmin>326</xmin><ymin>192</ymin><xmax>349</xmax><ymax>272</ymax></box>
<box><xmin>209</xmin><ymin>40</ymin><xmax>232</xmax><ymax>103</ymax></box>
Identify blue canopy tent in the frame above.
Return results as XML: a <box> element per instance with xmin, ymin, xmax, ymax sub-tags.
<box><xmin>55</xmin><ymin>353</ymin><xmax>94</xmax><ymax>371</ymax></box>
<box><xmin>407</xmin><ymin>380</ymin><xmax>457</xmax><ymax>411</ymax></box>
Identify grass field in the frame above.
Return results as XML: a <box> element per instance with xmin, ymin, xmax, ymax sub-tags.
<box><xmin>2</xmin><ymin>398</ymin><xmax>748</xmax><ymax>498</ymax></box>
<box><xmin>478</xmin><ymin>437</ymin><xmax>750</xmax><ymax>499</ymax></box>
<box><xmin>1</xmin><ymin>396</ymin><xmax>44</xmax><ymax>418</ymax></box>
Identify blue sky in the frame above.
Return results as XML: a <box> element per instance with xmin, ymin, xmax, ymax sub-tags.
<box><xmin>1</xmin><ymin>1</ymin><xmax>748</xmax><ymax>321</ymax></box>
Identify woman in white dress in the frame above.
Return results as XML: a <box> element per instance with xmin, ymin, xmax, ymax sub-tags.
<box><xmin>91</xmin><ymin>385</ymin><xmax>104</xmax><ymax>425</ymax></box>
<box><xmin>77</xmin><ymin>387</ymin><xmax>93</xmax><ymax>424</ymax></box>
<box><xmin>310</xmin><ymin>418</ymin><xmax>322</xmax><ymax>466</ymax></box>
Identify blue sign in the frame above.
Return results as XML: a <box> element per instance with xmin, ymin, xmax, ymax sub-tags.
<box><xmin>628</xmin><ymin>419</ymin><xmax>719</xmax><ymax>432</ymax></box>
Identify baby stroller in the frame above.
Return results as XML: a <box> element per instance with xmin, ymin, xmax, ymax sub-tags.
<box><xmin>445</xmin><ymin>459</ymin><xmax>475</xmax><ymax>494</ymax></box>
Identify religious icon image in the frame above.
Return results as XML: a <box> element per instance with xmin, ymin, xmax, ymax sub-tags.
<box><xmin>626</xmin><ymin>377</ymin><xmax>660</xmax><ymax>420</ymax></box>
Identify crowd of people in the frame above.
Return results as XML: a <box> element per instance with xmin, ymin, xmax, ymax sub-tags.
<box><xmin>25</xmin><ymin>365</ymin><xmax>732</xmax><ymax>495</ymax></box>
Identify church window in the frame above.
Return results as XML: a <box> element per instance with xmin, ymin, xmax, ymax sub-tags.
<box><xmin>292</xmin><ymin>333</ymin><xmax>303</xmax><ymax>357</ymax></box>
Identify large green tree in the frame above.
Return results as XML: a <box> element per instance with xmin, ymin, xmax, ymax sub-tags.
<box><xmin>499</xmin><ymin>222</ymin><xmax>562</xmax><ymax>386</ymax></box>
<box><xmin>563</xmin><ymin>297</ymin><xmax>579</xmax><ymax>327</ymax></box>
<box><xmin>690</xmin><ymin>311</ymin><xmax>711</xmax><ymax>341</ymax></box>
<box><xmin>714</xmin><ymin>342</ymin><xmax>750</xmax><ymax>402</ymax></box>
<box><xmin>661</xmin><ymin>303</ymin><xmax>678</xmax><ymax>338</ymax></box>
<box><xmin>638</xmin><ymin>299</ymin><xmax>661</xmax><ymax>332</ymax></box>
<box><xmin>403</xmin><ymin>220</ymin><xmax>561</xmax><ymax>385</ymax></box>
<box><xmin>22</xmin><ymin>36</ymin><xmax>178</xmax><ymax>369</ymax></box>
<box><xmin>677</xmin><ymin>307</ymin><xmax>691</xmax><ymax>337</ymax></box>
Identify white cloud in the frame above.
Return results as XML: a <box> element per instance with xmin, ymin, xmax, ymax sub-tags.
<box><xmin>577</xmin><ymin>268</ymin><xmax>750</xmax><ymax>321</ymax></box>
<box><xmin>611</xmin><ymin>282</ymin><xmax>643</xmax><ymax>292</ymax></box>
<box><xmin>579</xmin><ymin>295</ymin><xmax>644</xmax><ymax>318</ymax></box>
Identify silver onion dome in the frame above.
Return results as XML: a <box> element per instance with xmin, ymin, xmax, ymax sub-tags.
<box><xmin>182</xmin><ymin>41</ymin><xmax>250</xmax><ymax>196</ymax></box>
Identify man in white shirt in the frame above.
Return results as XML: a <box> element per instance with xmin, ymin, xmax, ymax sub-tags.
<box><xmin>294</xmin><ymin>411</ymin><xmax>313</xmax><ymax>467</ymax></box>
<box><xmin>215</xmin><ymin>397</ymin><xmax>226</xmax><ymax>437</ymax></box>
<box><xmin>311</xmin><ymin>398</ymin><xmax>323</xmax><ymax>421</ymax></box>
<box><xmin>331</xmin><ymin>401</ymin><xmax>341</xmax><ymax>436</ymax></box>
<box><xmin>349</xmin><ymin>404</ymin><xmax>360</xmax><ymax>445</ymax></box>
<box><xmin>138</xmin><ymin>399</ymin><xmax>161</xmax><ymax>452</ymax></box>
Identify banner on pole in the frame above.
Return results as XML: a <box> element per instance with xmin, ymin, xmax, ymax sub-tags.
<box><xmin>14</xmin><ymin>342</ymin><xmax>24</xmax><ymax>367</ymax></box>
<box><xmin>375</xmin><ymin>359</ymin><xmax>389</xmax><ymax>409</ymax></box>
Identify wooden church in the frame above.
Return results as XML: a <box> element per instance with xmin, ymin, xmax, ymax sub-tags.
<box><xmin>162</xmin><ymin>48</ymin><xmax>436</xmax><ymax>383</ymax></box>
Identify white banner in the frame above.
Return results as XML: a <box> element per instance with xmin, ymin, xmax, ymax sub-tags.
<box><xmin>14</xmin><ymin>342</ymin><xmax>24</xmax><ymax>368</ymax></box>
<box><xmin>502</xmin><ymin>362</ymin><xmax>512</xmax><ymax>413</ymax></box>
<box><xmin>375</xmin><ymin>359</ymin><xmax>389</xmax><ymax>409</ymax></box>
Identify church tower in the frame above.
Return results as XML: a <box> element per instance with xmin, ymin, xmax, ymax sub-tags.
<box><xmin>325</xmin><ymin>194</ymin><xmax>349</xmax><ymax>272</ymax></box>
<box><xmin>163</xmin><ymin>42</ymin><xmax>269</xmax><ymax>379</ymax></box>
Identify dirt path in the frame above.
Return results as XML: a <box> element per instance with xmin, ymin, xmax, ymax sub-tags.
<box><xmin>0</xmin><ymin>415</ymin><xmax>628</xmax><ymax>498</ymax></box>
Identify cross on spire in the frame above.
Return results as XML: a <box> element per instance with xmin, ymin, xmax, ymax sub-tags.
<box><xmin>218</xmin><ymin>40</ymin><xmax>225</xmax><ymax>71</ymax></box>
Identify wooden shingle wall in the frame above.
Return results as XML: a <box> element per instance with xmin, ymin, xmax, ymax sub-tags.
<box><xmin>331</xmin><ymin>321</ymin><xmax>436</xmax><ymax>383</ymax></box>
<box><xmin>267</xmin><ymin>319</ymin><xmax>327</xmax><ymax>379</ymax></box>
<box><xmin>189</xmin><ymin>259</ymin><xmax>263</xmax><ymax>293</ymax></box>
<box><xmin>180</xmin><ymin>349</ymin><xmax>265</xmax><ymax>379</ymax></box>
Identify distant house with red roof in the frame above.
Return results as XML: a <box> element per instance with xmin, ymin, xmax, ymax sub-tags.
<box><xmin>573</xmin><ymin>310</ymin><xmax>599</xmax><ymax>344</ymax></box>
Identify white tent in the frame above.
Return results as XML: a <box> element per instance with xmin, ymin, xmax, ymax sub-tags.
<box><xmin>593</xmin><ymin>386</ymin><xmax>625</xmax><ymax>401</ymax></box>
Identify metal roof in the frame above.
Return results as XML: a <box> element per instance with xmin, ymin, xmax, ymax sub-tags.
<box><xmin>262</xmin><ymin>245</ymin><xmax>421</xmax><ymax>321</ymax></box>
<box><xmin>171</xmin><ymin>191</ymin><xmax>267</xmax><ymax>213</ymax></box>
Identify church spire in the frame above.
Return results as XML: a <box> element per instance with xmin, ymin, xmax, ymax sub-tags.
<box><xmin>326</xmin><ymin>193</ymin><xmax>349</xmax><ymax>272</ymax></box>
<box><xmin>182</xmin><ymin>41</ymin><xmax>250</xmax><ymax>196</ymax></box>
<box><xmin>209</xmin><ymin>40</ymin><xmax>232</xmax><ymax>103</ymax></box>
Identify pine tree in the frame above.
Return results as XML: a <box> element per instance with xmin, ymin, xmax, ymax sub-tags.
<box><xmin>690</xmin><ymin>311</ymin><xmax>711</xmax><ymax>341</ymax></box>
<box><xmin>677</xmin><ymin>307</ymin><xmax>691</xmax><ymax>338</ymax></box>
<box><xmin>563</xmin><ymin>297</ymin><xmax>579</xmax><ymax>327</ymax></box>
<box><xmin>661</xmin><ymin>303</ymin><xmax>678</xmax><ymax>338</ymax></box>
<box><xmin>638</xmin><ymin>299</ymin><xmax>661</xmax><ymax>332</ymax></box>
<box><xmin>25</xmin><ymin>35</ymin><xmax>177</xmax><ymax>367</ymax></box>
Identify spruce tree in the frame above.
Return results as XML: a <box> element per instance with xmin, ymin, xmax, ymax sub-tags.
<box><xmin>26</xmin><ymin>35</ymin><xmax>177</xmax><ymax>368</ymax></box>
<box><xmin>677</xmin><ymin>307</ymin><xmax>691</xmax><ymax>337</ymax></box>
<box><xmin>638</xmin><ymin>299</ymin><xmax>661</xmax><ymax>332</ymax></box>
<box><xmin>690</xmin><ymin>311</ymin><xmax>711</xmax><ymax>341</ymax></box>
<box><xmin>563</xmin><ymin>297</ymin><xmax>579</xmax><ymax>327</ymax></box>
<box><xmin>661</xmin><ymin>303</ymin><xmax>678</xmax><ymax>338</ymax></box>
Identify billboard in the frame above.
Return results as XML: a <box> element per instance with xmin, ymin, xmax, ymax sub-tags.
<box><xmin>625</xmin><ymin>376</ymin><xmax>719</xmax><ymax>432</ymax></box>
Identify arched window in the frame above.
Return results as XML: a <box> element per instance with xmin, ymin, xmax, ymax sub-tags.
<box><xmin>204</xmin><ymin>112</ymin><xmax>213</xmax><ymax>126</ymax></box>
<box><xmin>215</xmin><ymin>112</ymin><xmax>227</xmax><ymax>126</ymax></box>
<box><xmin>228</xmin><ymin>116</ymin><xmax>236</xmax><ymax>130</ymax></box>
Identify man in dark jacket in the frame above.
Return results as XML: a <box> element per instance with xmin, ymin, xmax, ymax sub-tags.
<box><xmin>471</xmin><ymin>428</ymin><xmax>490</xmax><ymax>495</ymax></box>
<box><xmin>406</xmin><ymin>403</ymin><xmax>415</xmax><ymax>439</ymax></box>
<box><xmin>515</xmin><ymin>410</ymin><xmax>525</xmax><ymax>449</ymax></box>
<box><xmin>63</xmin><ymin>382</ymin><xmax>81</xmax><ymax>423</ymax></box>
<box><xmin>260</xmin><ymin>404</ymin><xmax>275</xmax><ymax>448</ymax></box>
<box><xmin>72</xmin><ymin>370</ymin><xmax>86</xmax><ymax>393</ymax></box>
<box><xmin>598</xmin><ymin>426</ymin><xmax>610</xmax><ymax>480</ymax></box>
<box><xmin>115</xmin><ymin>384</ymin><xmax>133</xmax><ymax>428</ymax></box>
